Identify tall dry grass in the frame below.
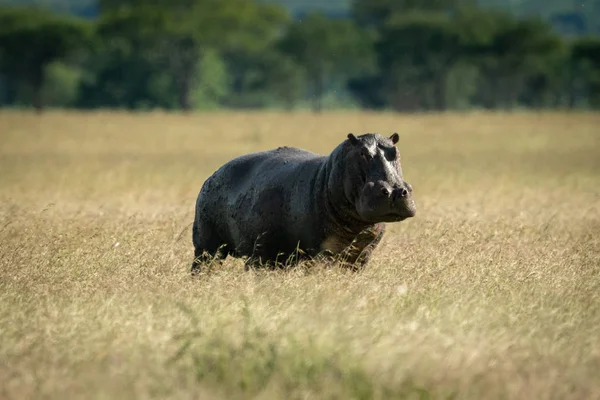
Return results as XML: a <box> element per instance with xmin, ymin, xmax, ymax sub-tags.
<box><xmin>0</xmin><ymin>110</ymin><xmax>599</xmax><ymax>399</ymax></box>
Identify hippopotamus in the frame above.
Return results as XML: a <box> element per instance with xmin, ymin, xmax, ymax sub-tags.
<box><xmin>191</xmin><ymin>132</ymin><xmax>416</xmax><ymax>273</ymax></box>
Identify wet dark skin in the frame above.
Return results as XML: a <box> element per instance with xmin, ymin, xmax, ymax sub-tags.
<box><xmin>191</xmin><ymin>133</ymin><xmax>416</xmax><ymax>273</ymax></box>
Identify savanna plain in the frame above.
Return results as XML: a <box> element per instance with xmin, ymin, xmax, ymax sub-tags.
<box><xmin>0</xmin><ymin>110</ymin><xmax>599</xmax><ymax>400</ymax></box>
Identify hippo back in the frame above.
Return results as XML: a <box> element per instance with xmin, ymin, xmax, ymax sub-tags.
<box><xmin>196</xmin><ymin>146</ymin><xmax>330</xmax><ymax>259</ymax></box>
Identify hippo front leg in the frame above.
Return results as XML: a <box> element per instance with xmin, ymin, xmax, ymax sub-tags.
<box><xmin>191</xmin><ymin>219</ymin><xmax>229</xmax><ymax>276</ymax></box>
<box><xmin>191</xmin><ymin>245</ymin><xmax>229</xmax><ymax>276</ymax></box>
<box><xmin>339</xmin><ymin>224</ymin><xmax>386</xmax><ymax>271</ymax></box>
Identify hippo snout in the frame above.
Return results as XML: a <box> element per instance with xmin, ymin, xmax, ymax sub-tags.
<box><xmin>391</xmin><ymin>186</ymin><xmax>408</xmax><ymax>201</ymax></box>
<box><xmin>376</xmin><ymin>181</ymin><xmax>413</xmax><ymax>201</ymax></box>
<box><xmin>380</xmin><ymin>186</ymin><xmax>408</xmax><ymax>199</ymax></box>
<box><xmin>357</xmin><ymin>181</ymin><xmax>416</xmax><ymax>222</ymax></box>
<box><xmin>391</xmin><ymin>182</ymin><xmax>416</xmax><ymax>219</ymax></box>
<box><xmin>396</xmin><ymin>196</ymin><xmax>417</xmax><ymax>219</ymax></box>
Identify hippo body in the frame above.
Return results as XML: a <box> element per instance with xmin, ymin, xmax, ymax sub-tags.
<box><xmin>191</xmin><ymin>133</ymin><xmax>415</xmax><ymax>272</ymax></box>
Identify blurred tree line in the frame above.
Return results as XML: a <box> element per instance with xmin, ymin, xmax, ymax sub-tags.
<box><xmin>0</xmin><ymin>0</ymin><xmax>599</xmax><ymax>112</ymax></box>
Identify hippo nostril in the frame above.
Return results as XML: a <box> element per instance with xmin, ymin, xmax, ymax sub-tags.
<box><xmin>392</xmin><ymin>187</ymin><xmax>409</xmax><ymax>200</ymax></box>
<box><xmin>381</xmin><ymin>187</ymin><xmax>390</xmax><ymax>197</ymax></box>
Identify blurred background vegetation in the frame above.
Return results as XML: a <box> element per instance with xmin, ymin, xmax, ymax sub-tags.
<box><xmin>0</xmin><ymin>0</ymin><xmax>599</xmax><ymax>112</ymax></box>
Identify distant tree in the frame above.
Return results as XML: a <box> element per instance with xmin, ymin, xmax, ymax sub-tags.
<box><xmin>347</xmin><ymin>75</ymin><xmax>387</xmax><ymax>110</ymax></box>
<box><xmin>351</xmin><ymin>2</ymin><xmax>482</xmax><ymax>111</ymax></box>
<box><xmin>42</xmin><ymin>62</ymin><xmax>84</xmax><ymax>108</ymax></box>
<box><xmin>193</xmin><ymin>49</ymin><xmax>229</xmax><ymax>110</ymax></box>
<box><xmin>460</xmin><ymin>12</ymin><xmax>564</xmax><ymax>109</ymax></box>
<box><xmin>97</xmin><ymin>0</ymin><xmax>289</xmax><ymax>111</ymax></box>
<box><xmin>262</xmin><ymin>53</ymin><xmax>306</xmax><ymax>110</ymax></box>
<box><xmin>219</xmin><ymin>4</ymin><xmax>296</xmax><ymax>109</ymax></box>
<box><xmin>0</xmin><ymin>7</ymin><xmax>91</xmax><ymax>111</ymax></box>
<box><xmin>569</xmin><ymin>36</ymin><xmax>600</xmax><ymax>108</ymax></box>
<box><xmin>376</xmin><ymin>12</ymin><xmax>462</xmax><ymax>111</ymax></box>
<box><xmin>362</xmin><ymin>7</ymin><xmax>566</xmax><ymax>112</ymax></box>
<box><xmin>222</xmin><ymin>49</ymin><xmax>305</xmax><ymax>110</ymax></box>
<box><xmin>76</xmin><ymin>6</ymin><xmax>181</xmax><ymax>110</ymax></box>
<box><xmin>279</xmin><ymin>12</ymin><xmax>374</xmax><ymax>112</ymax></box>
<box><xmin>518</xmin><ymin>50</ymin><xmax>569</xmax><ymax>109</ymax></box>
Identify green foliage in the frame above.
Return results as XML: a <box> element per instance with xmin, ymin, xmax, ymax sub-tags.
<box><xmin>260</xmin><ymin>52</ymin><xmax>306</xmax><ymax>110</ymax></box>
<box><xmin>459</xmin><ymin>11</ymin><xmax>565</xmax><ymax>109</ymax></box>
<box><xmin>41</xmin><ymin>61</ymin><xmax>83</xmax><ymax>107</ymax></box>
<box><xmin>193</xmin><ymin>49</ymin><xmax>228</xmax><ymax>110</ymax></box>
<box><xmin>569</xmin><ymin>36</ymin><xmax>600</xmax><ymax>107</ymax></box>
<box><xmin>369</xmin><ymin>8</ymin><xmax>568</xmax><ymax>111</ymax></box>
<box><xmin>279</xmin><ymin>12</ymin><xmax>374</xmax><ymax>111</ymax></box>
<box><xmin>1</xmin><ymin>1</ymin><xmax>600</xmax><ymax>111</ymax></box>
<box><xmin>94</xmin><ymin>0</ymin><xmax>290</xmax><ymax>110</ymax></box>
<box><xmin>0</xmin><ymin>7</ymin><xmax>91</xmax><ymax>110</ymax></box>
<box><xmin>444</xmin><ymin>62</ymin><xmax>479</xmax><ymax>109</ymax></box>
<box><xmin>222</xmin><ymin>48</ymin><xmax>306</xmax><ymax>110</ymax></box>
<box><xmin>217</xmin><ymin>2</ymin><xmax>298</xmax><ymax>109</ymax></box>
<box><xmin>376</xmin><ymin>12</ymin><xmax>469</xmax><ymax>110</ymax></box>
<box><xmin>76</xmin><ymin>9</ymin><xmax>179</xmax><ymax>110</ymax></box>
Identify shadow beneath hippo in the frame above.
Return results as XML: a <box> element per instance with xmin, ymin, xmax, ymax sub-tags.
<box><xmin>191</xmin><ymin>132</ymin><xmax>416</xmax><ymax>276</ymax></box>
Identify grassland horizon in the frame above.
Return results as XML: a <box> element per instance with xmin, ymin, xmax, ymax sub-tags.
<box><xmin>1</xmin><ymin>110</ymin><xmax>599</xmax><ymax>399</ymax></box>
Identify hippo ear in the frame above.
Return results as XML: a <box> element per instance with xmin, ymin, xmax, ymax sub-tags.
<box><xmin>347</xmin><ymin>133</ymin><xmax>360</xmax><ymax>146</ymax></box>
<box><xmin>390</xmin><ymin>133</ymin><xmax>399</xmax><ymax>145</ymax></box>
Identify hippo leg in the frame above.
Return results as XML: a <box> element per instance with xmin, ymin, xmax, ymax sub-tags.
<box><xmin>242</xmin><ymin>241</ymin><xmax>310</xmax><ymax>271</ymax></box>
<box><xmin>191</xmin><ymin>220</ymin><xmax>228</xmax><ymax>275</ymax></box>
<box><xmin>243</xmin><ymin>257</ymin><xmax>262</xmax><ymax>271</ymax></box>
<box><xmin>191</xmin><ymin>246</ymin><xmax>229</xmax><ymax>275</ymax></box>
<box><xmin>339</xmin><ymin>224</ymin><xmax>386</xmax><ymax>271</ymax></box>
<box><xmin>241</xmin><ymin>232</ymin><xmax>289</xmax><ymax>271</ymax></box>
<box><xmin>242</xmin><ymin>250</ymin><xmax>281</xmax><ymax>271</ymax></box>
<box><xmin>243</xmin><ymin>253</ymin><xmax>303</xmax><ymax>271</ymax></box>
<box><xmin>354</xmin><ymin>225</ymin><xmax>386</xmax><ymax>268</ymax></box>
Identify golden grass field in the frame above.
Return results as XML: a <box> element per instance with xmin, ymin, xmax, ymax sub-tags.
<box><xmin>0</xmin><ymin>110</ymin><xmax>599</xmax><ymax>399</ymax></box>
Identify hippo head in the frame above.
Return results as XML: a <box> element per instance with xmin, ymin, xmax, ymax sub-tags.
<box><xmin>341</xmin><ymin>132</ymin><xmax>416</xmax><ymax>223</ymax></box>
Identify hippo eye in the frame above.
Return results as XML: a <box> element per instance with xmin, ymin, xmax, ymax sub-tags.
<box><xmin>385</xmin><ymin>147</ymin><xmax>397</xmax><ymax>162</ymax></box>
